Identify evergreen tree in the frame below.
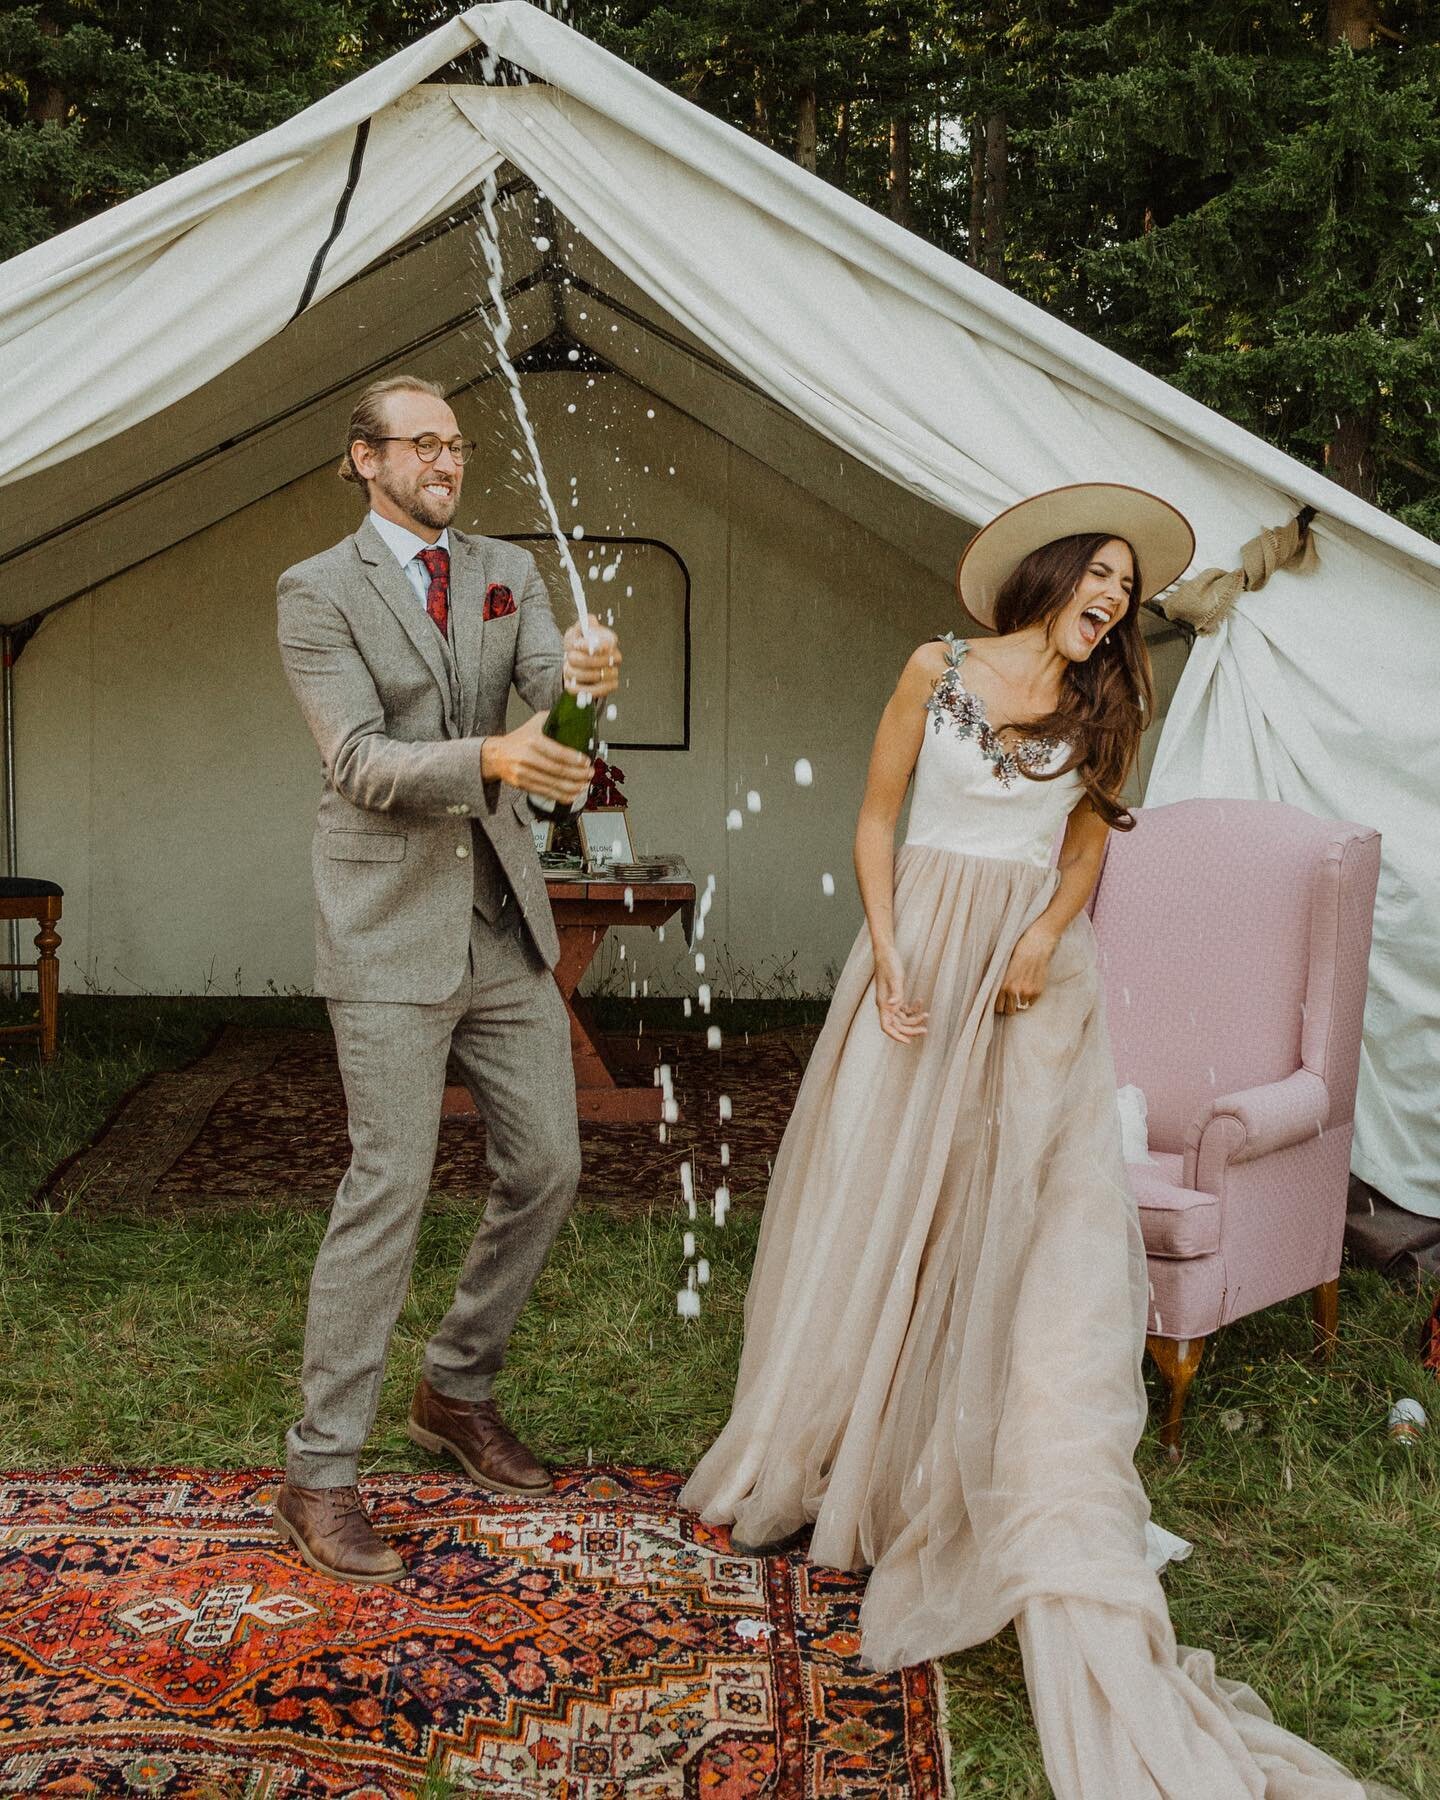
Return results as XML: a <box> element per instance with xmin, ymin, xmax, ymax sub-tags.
<box><xmin>1012</xmin><ymin>1</ymin><xmax>1439</xmax><ymax>528</ymax></box>
<box><xmin>0</xmin><ymin>1</ymin><xmax>458</xmax><ymax>258</ymax></box>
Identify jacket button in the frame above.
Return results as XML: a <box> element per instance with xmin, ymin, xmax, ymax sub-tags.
<box><xmin>456</xmin><ymin>844</ymin><xmax>470</xmax><ymax>859</ymax></box>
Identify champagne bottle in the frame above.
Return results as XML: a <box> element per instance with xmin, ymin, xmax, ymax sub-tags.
<box><xmin>532</xmin><ymin>686</ymin><xmax>598</xmax><ymax>816</ymax></box>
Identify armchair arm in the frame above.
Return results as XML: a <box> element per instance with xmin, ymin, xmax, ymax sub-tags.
<box><xmin>1183</xmin><ymin>1068</ymin><xmax>1330</xmax><ymax>1189</ymax></box>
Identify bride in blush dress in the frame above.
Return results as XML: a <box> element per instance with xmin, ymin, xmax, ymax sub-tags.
<box><xmin>683</xmin><ymin>486</ymin><xmax>1395</xmax><ymax>1798</ymax></box>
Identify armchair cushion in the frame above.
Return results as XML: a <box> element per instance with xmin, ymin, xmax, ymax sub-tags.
<box><xmin>1128</xmin><ymin>1153</ymin><xmax>1222</xmax><ymax>1260</ymax></box>
<box><xmin>1184</xmin><ymin>1067</ymin><xmax>1329</xmax><ymax>1191</ymax></box>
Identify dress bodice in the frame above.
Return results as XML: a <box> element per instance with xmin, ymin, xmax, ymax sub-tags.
<box><xmin>905</xmin><ymin>635</ymin><xmax>1084</xmax><ymax>867</ymax></box>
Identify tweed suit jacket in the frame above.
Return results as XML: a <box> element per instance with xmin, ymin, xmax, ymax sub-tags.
<box><xmin>277</xmin><ymin>515</ymin><xmax>565</xmax><ymax>1002</ymax></box>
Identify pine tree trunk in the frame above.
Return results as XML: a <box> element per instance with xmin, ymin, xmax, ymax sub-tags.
<box><xmin>889</xmin><ymin>115</ymin><xmax>913</xmax><ymax>226</ymax></box>
<box><xmin>887</xmin><ymin>9</ymin><xmax>913</xmax><ymax>228</ymax></box>
<box><xmin>1325</xmin><ymin>0</ymin><xmax>1377</xmax><ymax>49</ymax></box>
<box><xmin>796</xmin><ymin>84</ymin><xmax>818</xmax><ymax>171</ymax></box>
<box><xmin>975</xmin><ymin>4</ymin><xmax>1007</xmax><ymax>283</ymax></box>
<box><xmin>832</xmin><ymin>100</ymin><xmax>851</xmax><ymax>184</ymax></box>
<box><xmin>969</xmin><ymin>116</ymin><xmax>985</xmax><ymax>266</ymax></box>
<box><xmin>1322</xmin><ymin>0</ymin><xmax>1379</xmax><ymax>495</ymax></box>
<box><xmin>982</xmin><ymin>111</ymin><xmax>1007</xmax><ymax>282</ymax></box>
<box><xmin>752</xmin><ymin>74</ymin><xmax>773</xmax><ymax>147</ymax></box>
<box><xmin>26</xmin><ymin>14</ymin><xmax>65</xmax><ymax>124</ymax></box>
<box><xmin>1325</xmin><ymin>407</ymin><xmax>1379</xmax><ymax>501</ymax></box>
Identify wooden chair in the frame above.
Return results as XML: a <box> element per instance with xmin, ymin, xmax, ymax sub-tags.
<box><xmin>0</xmin><ymin>878</ymin><xmax>63</xmax><ymax>1063</ymax></box>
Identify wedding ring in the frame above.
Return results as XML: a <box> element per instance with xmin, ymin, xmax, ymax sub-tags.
<box><xmin>1016</xmin><ymin>999</ymin><xmax>1030</xmax><ymax>1010</ymax></box>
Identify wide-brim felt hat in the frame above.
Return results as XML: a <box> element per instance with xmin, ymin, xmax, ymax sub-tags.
<box><xmin>956</xmin><ymin>483</ymin><xmax>1196</xmax><ymax>630</ymax></box>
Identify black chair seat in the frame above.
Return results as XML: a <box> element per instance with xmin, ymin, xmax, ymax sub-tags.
<box><xmin>0</xmin><ymin>877</ymin><xmax>63</xmax><ymax>900</ymax></box>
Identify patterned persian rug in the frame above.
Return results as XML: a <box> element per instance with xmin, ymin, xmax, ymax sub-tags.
<box><xmin>40</xmin><ymin>1025</ymin><xmax>815</xmax><ymax>1215</ymax></box>
<box><xmin>0</xmin><ymin>1466</ymin><xmax>950</xmax><ymax>1800</ymax></box>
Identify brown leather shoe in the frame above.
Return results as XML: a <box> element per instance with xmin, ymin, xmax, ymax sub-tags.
<box><xmin>272</xmin><ymin>1482</ymin><xmax>405</xmax><ymax>1585</ymax></box>
<box><xmin>407</xmin><ymin>1378</ymin><xmax>553</xmax><ymax>1495</ymax></box>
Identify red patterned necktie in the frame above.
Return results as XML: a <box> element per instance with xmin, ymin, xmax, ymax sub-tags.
<box><xmin>417</xmin><ymin>545</ymin><xmax>450</xmax><ymax>637</ymax></box>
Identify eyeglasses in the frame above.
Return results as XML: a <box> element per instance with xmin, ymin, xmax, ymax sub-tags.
<box><xmin>369</xmin><ymin>434</ymin><xmax>478</xmax><ymax>464</ymax></box>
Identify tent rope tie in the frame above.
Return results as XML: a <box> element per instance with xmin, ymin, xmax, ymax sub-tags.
<box><xmin>1157</xmin><ymin>508</ymin><xmax>1319</xmax><ymax>635</ymax></box>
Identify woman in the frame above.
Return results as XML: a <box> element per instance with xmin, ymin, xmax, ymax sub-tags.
<box><xmin>683</xmin><ymin>486</ymin><xmax>1391</xmax><ymax>1798</ymax></box>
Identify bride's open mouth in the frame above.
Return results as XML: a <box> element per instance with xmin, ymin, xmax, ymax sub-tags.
<box><xmin>1078</xmin><ymin>605</ymin><xmax>1110</xmax><ymax>648</ymax></box>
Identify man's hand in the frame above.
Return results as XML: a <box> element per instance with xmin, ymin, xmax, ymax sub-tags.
<box><xmin>563</xmin><ymin>614</ymin><xmax>621</xmax><ymax>701</ymax></box>
<box><xmin>482</xmin><ymin>712</ymin><xmax>593</xmax><ymax>805</ymax></box>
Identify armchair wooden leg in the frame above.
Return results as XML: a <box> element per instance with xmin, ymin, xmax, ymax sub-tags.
<box><xmin>1146</xmin><ymin>1335</ymin><xmax>1206</xmax><ymax>1463</ymax></box>
<box><xmin>1311</xmin><ymin>1277</ymin><xmax>1339</xmax><ymax>1363</ymax></box>
<box><xmin>36</xmin><ymin>911</ymin><xmax>61</xmax><ymax>1064</ymax></box>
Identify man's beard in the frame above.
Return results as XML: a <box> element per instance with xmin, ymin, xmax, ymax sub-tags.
<box><xmin>373</xmin><ymin>459</ymin><xmax>459</xmax><ymax>530</ymax></box>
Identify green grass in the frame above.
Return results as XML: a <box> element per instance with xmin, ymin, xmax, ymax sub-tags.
<box><xmin>1</xmin><ymin>997</ymin><xmax>1437</xmax><ymax>1797</ymax></box>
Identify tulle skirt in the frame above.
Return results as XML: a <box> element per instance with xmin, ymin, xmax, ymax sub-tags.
<box><xmin>682</xmin><ymin>844</ymin><xmax>1389</xmax><ymax>1799</ymax></box>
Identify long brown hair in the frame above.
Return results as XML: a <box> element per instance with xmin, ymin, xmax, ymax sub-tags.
<box><xmin>987</xmin><ymin>532</ymin><xmax>1153</xmax><ymax>830</ymax></box>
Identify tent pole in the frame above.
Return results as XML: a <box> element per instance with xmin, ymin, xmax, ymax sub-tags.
<box><xmin>2</xmin><ymin>631</ymin><xmax>17</xmax><ymax>998</ymax></box>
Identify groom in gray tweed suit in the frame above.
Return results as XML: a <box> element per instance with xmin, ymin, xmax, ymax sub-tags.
<box><xmin>272</xmin><ymin>375</ymin><xmax>619</xmax><ymax>1584</ymax></box>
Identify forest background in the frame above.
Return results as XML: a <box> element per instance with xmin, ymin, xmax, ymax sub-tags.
<box><xmin>1</xmin><ymin>0</ymin><xmax>1436</xmax><ymax>538</ymax></box>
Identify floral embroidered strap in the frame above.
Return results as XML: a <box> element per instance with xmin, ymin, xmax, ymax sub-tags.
<box><xmin>923</xmin><ymin>632</ymin><xmax>1063</xmax><ymax>789</ymax></box>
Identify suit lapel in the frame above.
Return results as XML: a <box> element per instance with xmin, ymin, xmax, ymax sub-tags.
<box><xmin>353</xmin><ymin>516</ymin><xmax>456</xmax><ymax>730</ymax></box>
<box><xmin>448</xmin><ymin>531</ymin><xmax>487</xmax><ymax>737</ymax></box>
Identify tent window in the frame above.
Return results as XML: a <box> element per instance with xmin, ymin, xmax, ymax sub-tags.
<box><xmin>504</xmin><ymin>535</ymin><xmax>691</xmax><ymax>751</ymax></box>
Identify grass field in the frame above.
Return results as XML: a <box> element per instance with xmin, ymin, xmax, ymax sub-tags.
<box><xmin>1</xmin><ymin>995</ymin><xmax>1436</xmax><ymax>1797</ymax></box>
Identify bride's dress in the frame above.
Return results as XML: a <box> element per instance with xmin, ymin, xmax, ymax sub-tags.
<box><xmin>683</xmin><ymin>638</ymin><xmax>1388</xmax><ymax>1798</ymax></box>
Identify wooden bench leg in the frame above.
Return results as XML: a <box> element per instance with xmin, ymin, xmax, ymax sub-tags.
<box><xmin>1312</xmin><ymin>1277</ymin><xmax>1339</xmax><ymax>1363</ymax></box>
<box><xmin>1146</xmin><ymin>1334</ymin><xmax>1206</xmax><ymax>1463</ymax></box>
<box><xmin>36</xmin><ymin>911</ymin><xmax>61</xmax><ymax>1063</ymax></box>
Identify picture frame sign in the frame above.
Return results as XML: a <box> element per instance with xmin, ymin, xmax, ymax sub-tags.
<box><xmin>578</xmin><ymin>809</ymin><xmax>634</xmax><ymax>870</ymax></box>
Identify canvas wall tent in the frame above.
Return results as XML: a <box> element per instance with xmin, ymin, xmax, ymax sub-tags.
<box><xmin>1</xmin><ymin>2</ymin><xmax>1437</xmax><ymax>1219</ymax></box>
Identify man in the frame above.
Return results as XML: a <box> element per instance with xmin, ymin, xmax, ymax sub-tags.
<box><xmin>273</xmin><ymin>374</ymin><xmax>620</xmax><ymax>1584</ymax></box>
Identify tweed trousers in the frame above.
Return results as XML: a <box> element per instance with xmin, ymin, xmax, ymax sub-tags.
<box><xmin>285</xmin><ymin>907</ymin><xmax>581</xmax><ymax>1486</ymax></box>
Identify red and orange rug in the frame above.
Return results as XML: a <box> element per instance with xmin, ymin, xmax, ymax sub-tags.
<box><xmin>0</xmin><ymin>1465</ymin><xmax>950</xmax><ymax>1798</ymax></box>
<box><xmin>39</xmin><ymin>1025</ymin><xmax>812</xmax><ymax>1216</ymax></box>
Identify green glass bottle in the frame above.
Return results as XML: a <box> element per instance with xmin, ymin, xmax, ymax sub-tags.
<box><xmin>534</xmin><ymin>687</ymin><xmax>598</xmax><ymax>816</ymax></box>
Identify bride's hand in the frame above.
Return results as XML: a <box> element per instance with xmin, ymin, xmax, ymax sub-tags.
<box><xmin>995</xmin><ymin>923</ymin><xmax>1059</xmax><ymax>1016</ymax></box>
<box><xmin>875</xmin><ymin>945</ymin><xmax>929</xmax><ymax>1044</ymax></box>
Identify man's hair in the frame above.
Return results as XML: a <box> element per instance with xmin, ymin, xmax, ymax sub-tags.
<box><xmin>338</xmin><ymin>375</ymin><xmax>447</xmax><ymax>489</ymax></box>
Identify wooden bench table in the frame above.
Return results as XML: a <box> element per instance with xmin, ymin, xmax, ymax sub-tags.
<box><xmin>442</xmin><ymin>860</ymin><xmax>696</xmax><ymax>1123</ymax></box>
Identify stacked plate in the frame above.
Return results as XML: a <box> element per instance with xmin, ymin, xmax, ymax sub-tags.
<box><xmin>604</xmin><ymin>859</ymin><xmax>677</xmax><ymax>881</ymax></box>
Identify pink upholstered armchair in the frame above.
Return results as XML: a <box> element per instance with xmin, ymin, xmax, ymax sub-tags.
<box><xmin>1087</xmin><ymin>798</ymin><xmax>1381</xmax><ymax>1455</ymax></box>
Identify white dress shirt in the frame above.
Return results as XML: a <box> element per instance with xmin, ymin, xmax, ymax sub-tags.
<box><xmin>368</xmin><ymin>511</ymin><xmax>450</xmax><ymax>612</ymax></box>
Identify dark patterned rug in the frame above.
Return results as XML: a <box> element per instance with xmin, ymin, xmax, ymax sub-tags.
<box><xmin>0</xmin><ymin>1465</ymin><xmax>950</xmax><ymax>1799</ymax></box>
<box><xmin>40</xmin><ymin>1025</ymin><xmax>817</xmax><ymax>1215</ymax></box>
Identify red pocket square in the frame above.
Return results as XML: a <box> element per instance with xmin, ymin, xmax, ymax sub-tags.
<box><xmin>483</xmin><ymin>583</ymin><xmax>516</xmax><ymax>621</ymax></box>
